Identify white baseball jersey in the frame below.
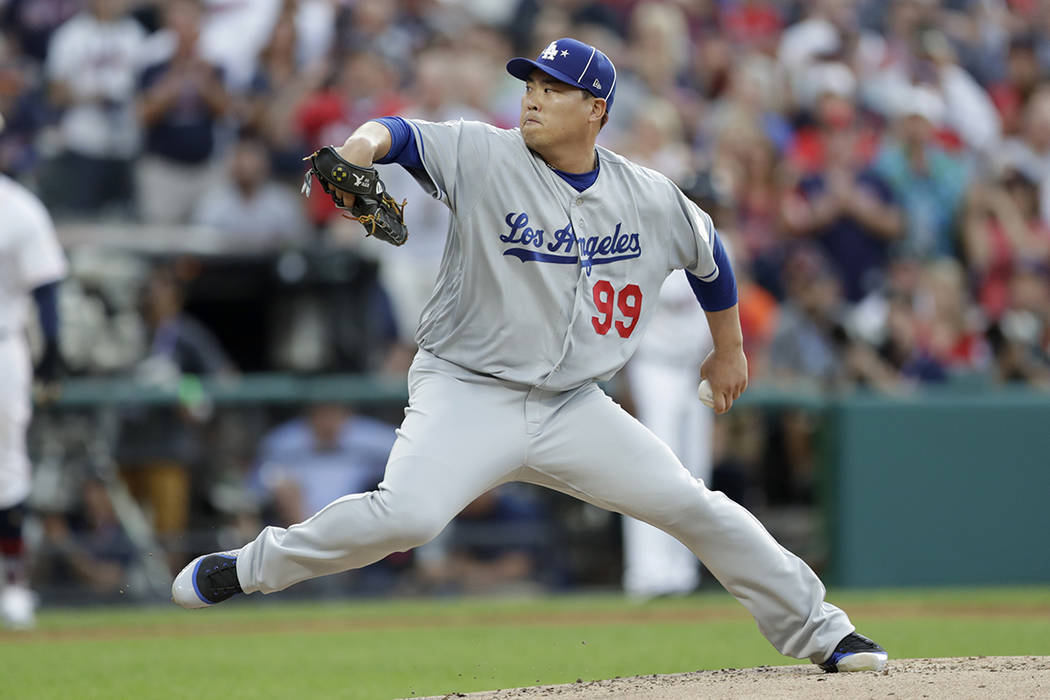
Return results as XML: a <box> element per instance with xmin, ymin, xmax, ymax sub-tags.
<box><xmin>0</xmin><ymin>175</ymin><xmax>67</xmax><ymax>509</ymax></box>
<box><xmin>403</xmin><ymin>119</ymin><xmax>721</xmax><ymax>390</ymax></box>
<box><xmin>0</xmin><ymin>176</ymin><xmax>67</xmax><ymax>337</ymax></box>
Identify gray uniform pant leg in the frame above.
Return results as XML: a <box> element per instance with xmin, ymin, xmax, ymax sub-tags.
<box><xmin>519</xmin><ymin>384</ymin><xmax>853</xmax><ymax>663</ymax></box>
<box><xmin>237</xmin><ymin>352</ymin><xmax>526</xmax><ymax>594</ymax></box>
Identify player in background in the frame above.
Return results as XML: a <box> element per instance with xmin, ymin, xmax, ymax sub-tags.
<box><xmin>173</xmin><ymin>38</ymin><xmax>888</xmax><ymax>673</ymax></box>
<box><xmin>621</xmin><ymin>271</ymin><xmax>713</xmax><ymax>599</ymax></box>
<box><xmin>0</xmin><ymin>113</ymin><xmax>68</xmax><ymax>629</ymax></box>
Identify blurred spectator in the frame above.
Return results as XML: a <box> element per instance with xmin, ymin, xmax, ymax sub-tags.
<box><xmin>689</xmin><ymin>25</ymin><xmax>732</xmax><ymax>103</ymax></box>
<box><xmin>767</xmin><ymin>247</ymin><xmax>936</xmax><ymax>392</ymax></box>
<box><xmin>851</xmin><ymin>0</ymin><xmax>936</xmax><ymax>119</ymax></box>
<box><xmin>919</xmin><ymin>258</ymin><xmax>990</xmax><ymax>373</ymax></box>
<box><xmin>933</xmin><ymin>0</ymin><xmax>1010</xmax><ymax>87</ymax></box>
<box><xmin>35</xmin><ymin>478</ymin><xmax>136</xmax><ymax>598</ymax></box>
<box><xmin>193</xmin><ymin>0</ymin><xmax>324</xmax><ymax>93</ymax></box>
<box><xmin>768</xmin><ymin>250</ymin><xmax>847</xmax><ymax>389</ymax></box>
<box><xmin>118</xmin><ymin>264</ymin><xmax>234</xmax><ymax>567</ymax></box>
<box><xmin>778</xmin><ymin>0</ymin><xmax>876</xmax><ymax>110</ymax></box>
<box><xmin>987</xmin><ymin>265</ymin><xmax>1050</xmax><ymax>385</ymax></box>
<box><xmin>721</xmin><ymin>0</ymin><xmax>783</xmax><ymax>52</ymax></box>
<box><xmin>415</xmin><ymin>486</ymin><xmax>551</xmax><ymax>595</ymax></box>
<box><xmin>240</xmin><ymin>2</ymin><xmax>327</xmax><ymax>179</ymax></box>
<box><xmin>251</xmin><ymin>403</ymin><xmax>394</xmax><ymax>527</ymax></box>
<box><xmin>919</xmin><ymin>28</ymin><xmax>1002</xmax><ymax>156</ymax></box>
<box><xmin>716</xmin><ymin>124</ymin><xmax>783</xmax><ymax>298</ymax></box>
<box><xmin>989</xmin><ymin>34</ymin><xmax>1043</xmax><ymax>137</ymax></box>
<box><xmin>41</xmin><ymin>0</ymin><xmax>145</xmax><ymax>216</ymax></box>
<box><xmin>875</xmin><ymin>295</ymin><xmax>948</xmax><ymax>385</ymax></box>
<box><xmin>335</xmin><ymin>0</ymin><xmax>416</xmax><ymax>77</ymax></box>
<box><xmin>1001</xmin><ymin>85</ymin><xmax>1050</xmax><ymax>176</ymax></box>
<box><xmin>782</xmin><ymin>66</ymin><xmax>904</xmax><ymax>303</ymax></box>
<box><xmin>615</xmin><ymin>1</ymin><xmax>703</xmax><ymax>145</ymax></box>
<box><xmin>619</xmin><ymin>97</ymin><xmax>693</xmax><ymax>183</ymax></box>
<box><xmin>136</xmin><ymin>265</ymin><xmax>235</xmax><ymax>382</ymax></box>
<box><xmin>873</xmin><ymin>84</ymin><xmax>970</xmax><ymax>260</ymax></box>
<box><xmin>1</xmin><ymin>0</ymin><xmax>82</xmax><ymax>64</ymax></box>
<box><xmin>703</xmin><ymin>51</ymin><xmax>790</xmax><ymax>154</ymax></box>
<box><xmin>963</xmin><ymin>169</ymin><xmax>1050</xmax><ymax>320</ymax></box>
<box><xmin>0</xmin><ymin>33</ymin><xmax>50</xmax><ymax>177</ymax></box>
<box><xmin>998</xmin><ymin>86</ymin><xmax>1050</xmax><ymax>227</ymax></box>
<box><xmin>135</xmin><ymin>0</ymin><xmax>229</xmax><ymax>225</ymax></box>
<box><xmin>735</xmin><ymin>260</ymin><xmax>779</xmax><ymax>380</ymax></box>
<box><xmin>455</xmin><ymin>25</ymin><xmax>511</xmax><ymax>125</ymax></box>
<box><xmin>192</xmin><ymin>132</ymin><xmax>307</xmax><ymax>250</ymax></box>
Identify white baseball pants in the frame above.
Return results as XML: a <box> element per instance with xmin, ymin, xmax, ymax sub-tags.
<box><xmin>0</xmin><ymin>337</ymin><xmax>32</xmax><ymax>509</ymax></box>
<box><xmin>237</xmin><ymin>349</ymin><xmax>853</xmax><ymax>662</ymax></box>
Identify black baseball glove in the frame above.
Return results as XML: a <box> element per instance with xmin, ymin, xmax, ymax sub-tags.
<box><xmin>302</xmin><ymin>146</ymin><xmax>409</xmax><ymax>246</ymax></box>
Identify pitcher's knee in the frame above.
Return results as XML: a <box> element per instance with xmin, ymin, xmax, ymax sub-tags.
<box><xmin>384</xmin><ymin>504</ymin><xmax>448</xmax><ymax>550</ymax></box>
<box><xmin>640</xmin><ymin>481</ymin><xmax>721</xmax><ymax>532</ymax></box>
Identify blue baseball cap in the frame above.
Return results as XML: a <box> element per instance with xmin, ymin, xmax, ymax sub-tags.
<box><xmin>507</xmin><ymin>38</ymin><xmax>617</xmax><ymax>112</ymax></box>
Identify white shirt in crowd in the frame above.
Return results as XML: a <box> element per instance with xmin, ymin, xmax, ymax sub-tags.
<box><xmin>193</xmin><ymin>183</ymin><xmax>307</xmax><ymax>250</ymax></box>
<box><xmin>45</xmin><ymin>10</ymin><xmax>145</xmax><ymax>159</ymax></box>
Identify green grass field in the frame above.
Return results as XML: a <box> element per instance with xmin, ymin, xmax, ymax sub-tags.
<box><xmin>4</xmin><ymin>587</ymin><xmax>1049</xmax><ymax>699</ymax></box>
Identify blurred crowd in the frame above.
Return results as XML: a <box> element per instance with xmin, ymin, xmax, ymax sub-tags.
<box><xmin>2</xmin><ymin>0</ymin><xmax>1049</xmax><ymax>387</ymax></box>
<box><xmin>7</xmin><ymin>0</ymin><xmax>1050</xmax><ymax>600</ymax></box>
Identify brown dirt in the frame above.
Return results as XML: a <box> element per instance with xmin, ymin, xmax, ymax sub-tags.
<box><xmin>415</xmin><ymin>656</ymin><xmax>1050</xmax><ymax>700</ymax></box>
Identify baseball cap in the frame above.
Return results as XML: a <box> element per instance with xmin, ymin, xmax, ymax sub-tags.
<box><xmin>506</xmin><ymin>38</ymin><xmax>617</xmax><ymax>112</ymax></box>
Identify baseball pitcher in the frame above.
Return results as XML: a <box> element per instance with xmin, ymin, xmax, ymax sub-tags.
<box><xmin>173</xmin><ymin>38</ymin><xmax>887</xmax><ymax>673</ymax></box>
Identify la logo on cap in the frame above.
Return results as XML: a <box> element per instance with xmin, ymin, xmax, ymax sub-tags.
<box><xmin>540</xmin><ymin>41</ymin><xmax>566</xmax><ymax>61</ymax></box>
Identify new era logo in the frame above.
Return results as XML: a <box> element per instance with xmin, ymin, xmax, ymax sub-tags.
<box><xmin>593</xmin><ymin>78</ymin><xmax>602</xmax><ymax>90</ymax></box>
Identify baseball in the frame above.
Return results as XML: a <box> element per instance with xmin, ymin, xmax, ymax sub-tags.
<box><xmin>697</xmin><ymin>379</ymin><xmax>715</xmax><ymax>408</ymax></box>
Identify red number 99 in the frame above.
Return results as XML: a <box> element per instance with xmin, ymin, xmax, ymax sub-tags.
<box><xmin>591</xmin><ymin>280</ymin><xmax>615</xmax><ymax>335</ymax></box>
<box><xmin>591</xmin><ymin>281</ymin><xmax>643</xmax><ymax>338</ymax></box>
<box><xmin>615</xmin><ymin>284</ymin><xmax>642</xmax><ymax>338</ymax></box>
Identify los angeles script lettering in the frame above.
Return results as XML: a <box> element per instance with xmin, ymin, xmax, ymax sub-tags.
<box><xmin>502</xmin><ymin>212</ymin><xmax>641</xmax><ymax>258</ymax></box>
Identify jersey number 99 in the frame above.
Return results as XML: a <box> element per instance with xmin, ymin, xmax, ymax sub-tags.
<box><xmin>592</xmin><ymin>280</ymin><xmax>642</xmax><ymax>338</ymax></box>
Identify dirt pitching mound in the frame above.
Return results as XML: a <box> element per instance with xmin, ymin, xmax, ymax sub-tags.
<box><xmin>417</xmin><ymin>656</ymin><xmax>1049</xmax><ymax>699</ymax></box>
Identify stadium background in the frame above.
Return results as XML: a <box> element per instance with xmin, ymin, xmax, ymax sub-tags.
<box><xmin>2</xmin><ymin>0</ymin><xmax>1049</xmax><ymax>630</ymax></box>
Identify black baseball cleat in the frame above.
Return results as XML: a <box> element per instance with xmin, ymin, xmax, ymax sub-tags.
<box><xmin>818</xmin><ymin>632</ymin><xmax>889</xmax><ymax>672</ymax></box>
<box><xmin>171</xmin><ymin>551</ymin><xmax>243</xmax><ymax>609</ymax></box>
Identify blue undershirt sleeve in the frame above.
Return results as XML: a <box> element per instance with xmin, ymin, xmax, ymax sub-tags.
<box><xmin>686</xmin><ymin>230</ymin><xmax>738</xmax><ymax>312</ymax></box>
<box><xmin>372</xmin><ymin>116</ymin><xmax>423</xmax><ymax>169</ymax></box>
<box><xmin>32</xmin><ymin>281</ymin><xmax>60</xmax><ymax>341</ymax></box>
